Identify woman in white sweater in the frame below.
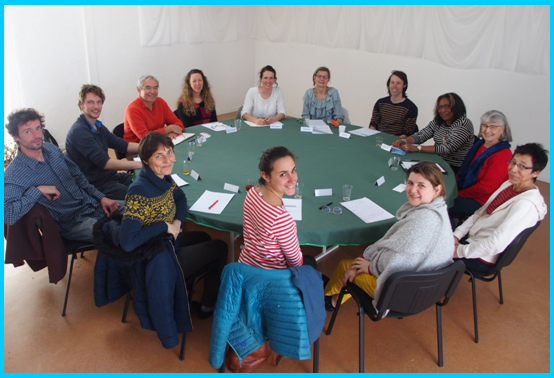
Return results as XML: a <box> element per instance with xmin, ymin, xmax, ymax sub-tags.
<box><xmin>453</xmin><ymin>143</ymin><xmax>548</xmax><ymax>273</ymax></box>
<box><xmin>241</xmin><ymin>65</ymin><xmax>286</xmax><ymax>125</ymax></box>
<box><xmin>324</xmin><ymin>161</ymin><xmax>454</xmax><ymax>310</ymax></box>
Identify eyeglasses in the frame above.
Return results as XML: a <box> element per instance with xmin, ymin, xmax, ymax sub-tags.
<box><xmin>481</xmin><ymin>124</ymin><xmax>502</xmax><ymax>131</ymax></box>
<box><xmin>321</xmin><ymin>206</ymin><xmax>343</xmax><ymax>215</ymax></box>
<box><xmin>316</xmin><ymin>75</ymin><xmax>329</xmax><ymax>80</ymax></box>
<box><xmin>437</xmin><ymin>105</ymin><xmax>451</xmax><ymax>110</ymax></box>
<box><xmin>507</xmin><ymin>159</ymin><xmax>533</xmax><ymax>171</ymax></box>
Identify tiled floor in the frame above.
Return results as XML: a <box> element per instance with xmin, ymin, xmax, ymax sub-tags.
<box><xmin>4</xmin><ymin>113</ymin><xmax>550</xmax><ymax>372</ymax></box>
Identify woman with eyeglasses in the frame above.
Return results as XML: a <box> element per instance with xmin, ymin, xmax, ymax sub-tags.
<box><xmin>241</xmin><ymin>65</ymin><xmax>286</xmax><ymax>126</ymax></box>
<box><xmin>453</xmin><ymin>143</ymin><xmax>548</xmax><ymax>273</ymax></box>
<box><xmin>239</xmin><ymin>146</ymin><xmax>317</xmax><ymax>270</ymax></box>
<box><xmin>368</xmin><ymin>70</ymin><xmax>418</xmax><ymax>137</ymax></box>
<box><xmin>449</xmin><ymin>110</ymin><xmax>513</xmax><ymax>221</ymax></box>
<box><xmin>174</xmin><ymin>69</ymin><xmax>218</xmax><ymax>128</ymax></box>
<box><xmin>392</xmin><ymin>92</ymin><xmax>474</xmax><ymax>174</ymax></box>
<box><xmin>324</xmin><ymin>162</ymin><xmax>453</xmax><ymax>311</ymax></box>
<box><xmin>302</xmin><ymin>66</ymin><xmax>344</xmax><ymax>123</ymax></box>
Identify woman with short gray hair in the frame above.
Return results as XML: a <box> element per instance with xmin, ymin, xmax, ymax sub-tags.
<box><xmin>449</xmin><ymin>110</ymin><xmax>513</xmax><ymax>221</ymax></box>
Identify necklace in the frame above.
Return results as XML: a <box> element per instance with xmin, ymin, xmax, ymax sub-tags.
<box><xmin>264</xmin><ymin>186</ymin><xmax>283</xmax><ymax>206</ymax></box>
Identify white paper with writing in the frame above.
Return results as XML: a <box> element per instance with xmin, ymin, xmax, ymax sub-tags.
<box><xmin>189</xmin><ymin>190</ymin><xmax>235</xmax><ymax>214</ymax></box>
<box><xmin>341</xmin><ymin>197</ymin><xmax>395</xmax><ymax>224</ymax></box>
<box><xmin>223</xmin><ymin>183</ymin><xmax>240</xmax><ymax>193</ymax></box>
<box><xmin>283</xmin><ymin>198</ymin><xmax>302</xmax><ymax>221</ymax></box>
<box><xmin>315</xmin><ymin>188</ymin><xmax>333</xmax><ymax>196</ymax></box>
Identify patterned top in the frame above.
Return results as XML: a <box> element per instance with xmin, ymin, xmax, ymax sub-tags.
<box><xmin>175</xmin><ymin>101</ymin><xmax>218</xmax><ymax>128</ymax></box>
<box><xmin>120</xmin><ymin>165</ymin><xmax>187</xmax><ymax>252</ymax></box>
<box><xmin>4</xmin><ymin>142</ymin><xmax>105</xmax><ymax>232</ymax></box>
<box><xmin>302</xmin><ymin>87</ymin><xmax>345</xmax><ymax>122</ymax></box>
<box><xmin>239</xmin><ymin>187</ymin><xmax>303</xmax><ymax>269</ymax></box>
<box><xmin>369</xmin><ymin>96</ymin><xmax>418</xmax><ymax>136</ymax></box>
<box><xmin>410</xmin><ymin>116</ymin><xmax>474</xmax><ymax>168</ymax></box>
<box><xmin>486</xmin><ymin>185</ymin><xmax>522</xmax><ymax>215</ymax></box>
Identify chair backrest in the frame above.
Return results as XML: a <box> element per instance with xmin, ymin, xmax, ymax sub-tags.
<box><xmin>341</xmin><ymin>107</ymin><xmax>351</xmax><ymax>124</ymax></box>
<box><xmin>43</xmin><ymin>128</ymin><xmax>58</xmax><ymax>147</ymax></box>
<box><xmin>235</xmin><ymin>106</ymin><xmax>243</xmax><ymax>119</ymax></box>
<box><xmin>112</xmin><ymin>123</ymin><xmax>126</xmax><ymax>160</ymax></box>
<box><xmin>375</xmin><ymin>260</ymin><xmax>466</xmax><ymax>317</ymax></box>
<box><xmin>494</xmin><ymin>221</ymin><xmax>540</xmax><ymax>271</ymax></box>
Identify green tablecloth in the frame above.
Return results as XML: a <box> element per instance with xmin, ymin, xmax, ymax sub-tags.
<box><xmin>173</xmin><ymin>119</ymin><xmax>457</xmax><ymax>247</ymax></box>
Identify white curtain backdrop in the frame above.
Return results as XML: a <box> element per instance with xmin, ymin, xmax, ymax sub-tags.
<box><xmin>139</xmin><ymin>5</ymin><xmax>549</xmax><ymax>76</ymax></box>
<box><xmin>139</xmin><ymin>5</ymin><xmax>253</xmax><ymax>46</ymax></box>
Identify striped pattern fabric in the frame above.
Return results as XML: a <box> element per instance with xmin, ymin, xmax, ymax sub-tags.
<box><xmin>239</xmin><ymin>187</ymin><xmax>302</xmax><ymax>269</ymax></box>
<box><xmin>486</xmin><ymin>185</ymin><xmax>521</xmax><ymax>214</ymax></box>
<box><xmin>411</xmin><ymin>116</ymin><xmax>474</xmax><ymax>168</ymax></box>
<box><xmin>369</xmin><ymin>96</ymin><xmax>418</xmax><ymax>136</ymax></box>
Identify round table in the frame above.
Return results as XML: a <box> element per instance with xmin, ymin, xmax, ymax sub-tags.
<box><xmin>174</xmin><ymin>119</ymin><xmax>457</xmax><ymax>248</ymax></box>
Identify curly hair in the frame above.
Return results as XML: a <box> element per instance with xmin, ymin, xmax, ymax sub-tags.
<box><xmin>5</xmin><ymin>108</ymin><xmax>45</xmax><ymax>138</ymax></box>
<box><xmin>78</xmin><ymin>84</ymin><xmax>105</xmax><ymax>108</ymax></box>
<box><xmin>176</xmin><ymin>69</ymin><xmax>215</xmax><ymax>116</ymax></box>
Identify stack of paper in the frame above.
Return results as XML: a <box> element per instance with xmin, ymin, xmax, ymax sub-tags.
<box><xmin>244</xmin><ymin>120</ymin><xmax>268</xmax><ymax>127</ymax></box>
<box><xmin>202</xmin><ymin>122</ymin><xmax>229</xmax><ymax>132</ymax></box>
<box><xmin>172</xmin><ymin>132</ymin><xmax>196</xmax><ymax>145</ymax></box>
<box><xmin>349</xmin><ymin>127</ymin><xmax>380</xmax><ymax>137</ymax></box>
<box><xmin>340</xmin><ymin>197</ymin><xmax>395</xmax><ymax>224</ymax></box>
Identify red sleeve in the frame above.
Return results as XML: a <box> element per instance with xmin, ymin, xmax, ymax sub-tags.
<box><xmin>458</xmin><ymin>148</ymin><xmax>512</xmax><ymax>204</ymax></box>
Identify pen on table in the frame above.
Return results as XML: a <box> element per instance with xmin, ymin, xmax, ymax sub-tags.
<box><xmin>208</xmin><ymin>200</ymin><xmax>218</xmax><ymax>210</ymax></box>
<box><xmin>319</xmin><ymin>202</ymin><xmax>333</xmax><ymax>210</ymax></box>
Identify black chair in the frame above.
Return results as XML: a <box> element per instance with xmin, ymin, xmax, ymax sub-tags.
<box><xmin>235</xmin><ymin>106</ymin><xmax>243</xmax><ymax>119</ymax></box>
<box><xmin>464</xmin><ymin>221</ymin><xmax>541</xmax><ymax>343</ymax></box>
<box><xmin>43</xmin><ymin>128</ymin><xmax>59</xmax><ymax>147</ymax></box>
<box><xmin>61</xmin><ymin>238</ymin><xmax>96</xmax><ymax>317</ymax></box>
<box><xmin>112</xmin><ymin>123</ymin><xmax>126</xmax><ymax>160</ymax></box>
<box><xmin>121</xmin><ymin>261</ymin><xmax>220</xmax><ymax>361</ymax></box>
<box><xmin>326</xmin><ymin>261</ymin><xmax>466</xmax><ymax>372</ymax></box>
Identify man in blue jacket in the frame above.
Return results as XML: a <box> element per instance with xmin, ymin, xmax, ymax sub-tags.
<box><xmin>65</xmin><ymin>84</ymin><xmax>142</xmax><ymax>200</ymax></box>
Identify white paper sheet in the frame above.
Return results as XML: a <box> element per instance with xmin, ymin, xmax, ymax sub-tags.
<box><xmin>392</xmin><ymin>183</ymin><xmax>406</xmax><ymax>192</ymax></box>
<box><xmin>189</xmin><ymin>190</ymin><xmax>235</xmax><ymax>214</ymax></box>
<box><xmin>244</xmin><ymin>120</ymin><xmax>269</xmax><ymax>127</ymax></box>
<box><xmin>349</xmin><ymin>127</ymin><xmax>380</xmax><ymax>137</ymax></box>
<box><xmin>201</xmin><ymin>122</ymin><xmax>228</xmax><ymax>131</ymax></box>
<box><xmin>305</xmin><ymin>119</ymin><xmax>327</xmax><ymax>127</ymax></box>
<box><xmin>283</xmin><ymin>198</ymin><xmax>302</xmax><ymax>221</ymax></box>
<box><xmin>172</xmin><ymin>132</ymin><xmax>196</xmax><ymax>145</ymax></box>
<box><xmin>341</xmin><ymin>197</ymin><xmax>395</xmax><ymax>224</ymax></box>
<box><xmin>312</xmin><ymin>125</ymin><xmax>333</xmax><ymax>135</ymax></box>
<box><xmin>171</xmin><ymin>174</ymin><xmax>189</xmax><ymax>187</ymax></box>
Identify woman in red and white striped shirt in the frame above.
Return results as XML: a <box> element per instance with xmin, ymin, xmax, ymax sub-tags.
<box><xmin>239</xmin><ymin>146</ymin><xmax>316</xmax><ymax>270</ymax></box>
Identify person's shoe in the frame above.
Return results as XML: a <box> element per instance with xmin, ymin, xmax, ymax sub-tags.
<box><xmin>197</xmin><ymin>305</ymin><xmax>214</xmax><ymax>319</ymax></box>
<box><xmin>324</xmin><ymin>296</ymin><xmax>335</xmax><ymax>312</ymax></box>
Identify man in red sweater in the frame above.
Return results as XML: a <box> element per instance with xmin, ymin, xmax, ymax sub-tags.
<box><xmin>123</xmin><ymin>75</ymin><xmax>184</xmax><ymax>143</ymax></box>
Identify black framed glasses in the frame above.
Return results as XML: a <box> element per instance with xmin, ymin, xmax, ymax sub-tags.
<box><xmin>507</xmin><ymin>159</ymin><xmax>533</xmax><ymax>171</ymax></box>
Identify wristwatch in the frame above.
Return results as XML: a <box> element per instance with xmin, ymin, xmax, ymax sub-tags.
<box><xmin>417</xmin><ymin>145</ymin><xmax>422</xmax><ymax>152</ymax></box>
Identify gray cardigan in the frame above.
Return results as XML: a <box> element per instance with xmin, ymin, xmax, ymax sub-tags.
<box><xmin>363</xmin><ymin>196</ymin><xmax>454</xmax><ymax>305</ymax></box>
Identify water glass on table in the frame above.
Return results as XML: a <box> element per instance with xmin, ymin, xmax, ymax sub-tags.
<box><xmin>342</xmin><ymin>184</ymin><xmax>353</xmax><ymax>201</ymax></box>
<box><xmin>390</xmin><ymin>156</ymin><xmax>400</xmax><ymax>171</ymax></box>
<box><xmin>375</xmin><ymin>135</ymin><xmax>383</xmax><ymax>147</ymax></box>
<box><xmin>294</xmin><ymin>183</ymin><xmax>304</xmax><ymax>199</ymax></box>
<box><xmin>182</xmin><ymin>160</ymin><xmax>191</xmax><ymax>175</ymax></box>
<box><xmin>235</xmin><ymin>119</ymin><xmax>242</xmax><ymax>130</ymax></box>
<box><xmin>245</xmin><ymin>178</ymin><xmax>256</xmax><ymax>192</ymax></box>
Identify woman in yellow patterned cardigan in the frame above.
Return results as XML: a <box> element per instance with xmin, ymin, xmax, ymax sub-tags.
<box><xmin>120</xmin><ymin>132</ymin><xmax>228</xmax><ymax>319</ymax></box>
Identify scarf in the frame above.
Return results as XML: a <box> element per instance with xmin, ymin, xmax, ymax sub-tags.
<box><xmin>456</xmin><ymin>139</ymin><xmax>511</xmax><ymax>190</ymax></box>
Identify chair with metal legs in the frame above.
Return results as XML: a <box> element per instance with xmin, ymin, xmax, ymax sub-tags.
<box><xmin>464</xmin><ymin>221</ymin><xmax>540</xmax><ymax>343</ymax></box>
<box><xmin>121</xmin><ymin>261</ymin><xmax>220</xmax><ymax>361</ymax></box>
<box><xmin>326</xmin><ymin>261</ymin><xmax>465</xmax><ymax>372</ymax></box>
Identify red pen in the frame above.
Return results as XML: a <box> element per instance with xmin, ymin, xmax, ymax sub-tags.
<box><xmin>208</xmin><ymin>200</ymin><xmax>218</xmax><ymax>210</ymax></box>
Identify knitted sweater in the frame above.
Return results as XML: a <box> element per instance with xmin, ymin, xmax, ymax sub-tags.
<box><xmin>363</xmin><ymin>197</ymin><xmax>454</xmax><ymax>305</ymax></box>
<box><xmin>120</xmin><ymin>166</ymin><xmax>187</xmax><ymax>252</ymax></box>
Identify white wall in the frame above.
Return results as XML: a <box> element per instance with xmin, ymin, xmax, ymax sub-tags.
<box><xmin>254</xmin><ymin>41</ymin><xmax>550</xmax><ymax>182</ymax></box>
<box><xmin>4</xmin><ymin>5</ymin><xmax>255</xmax><ymax>145</ymax></box>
